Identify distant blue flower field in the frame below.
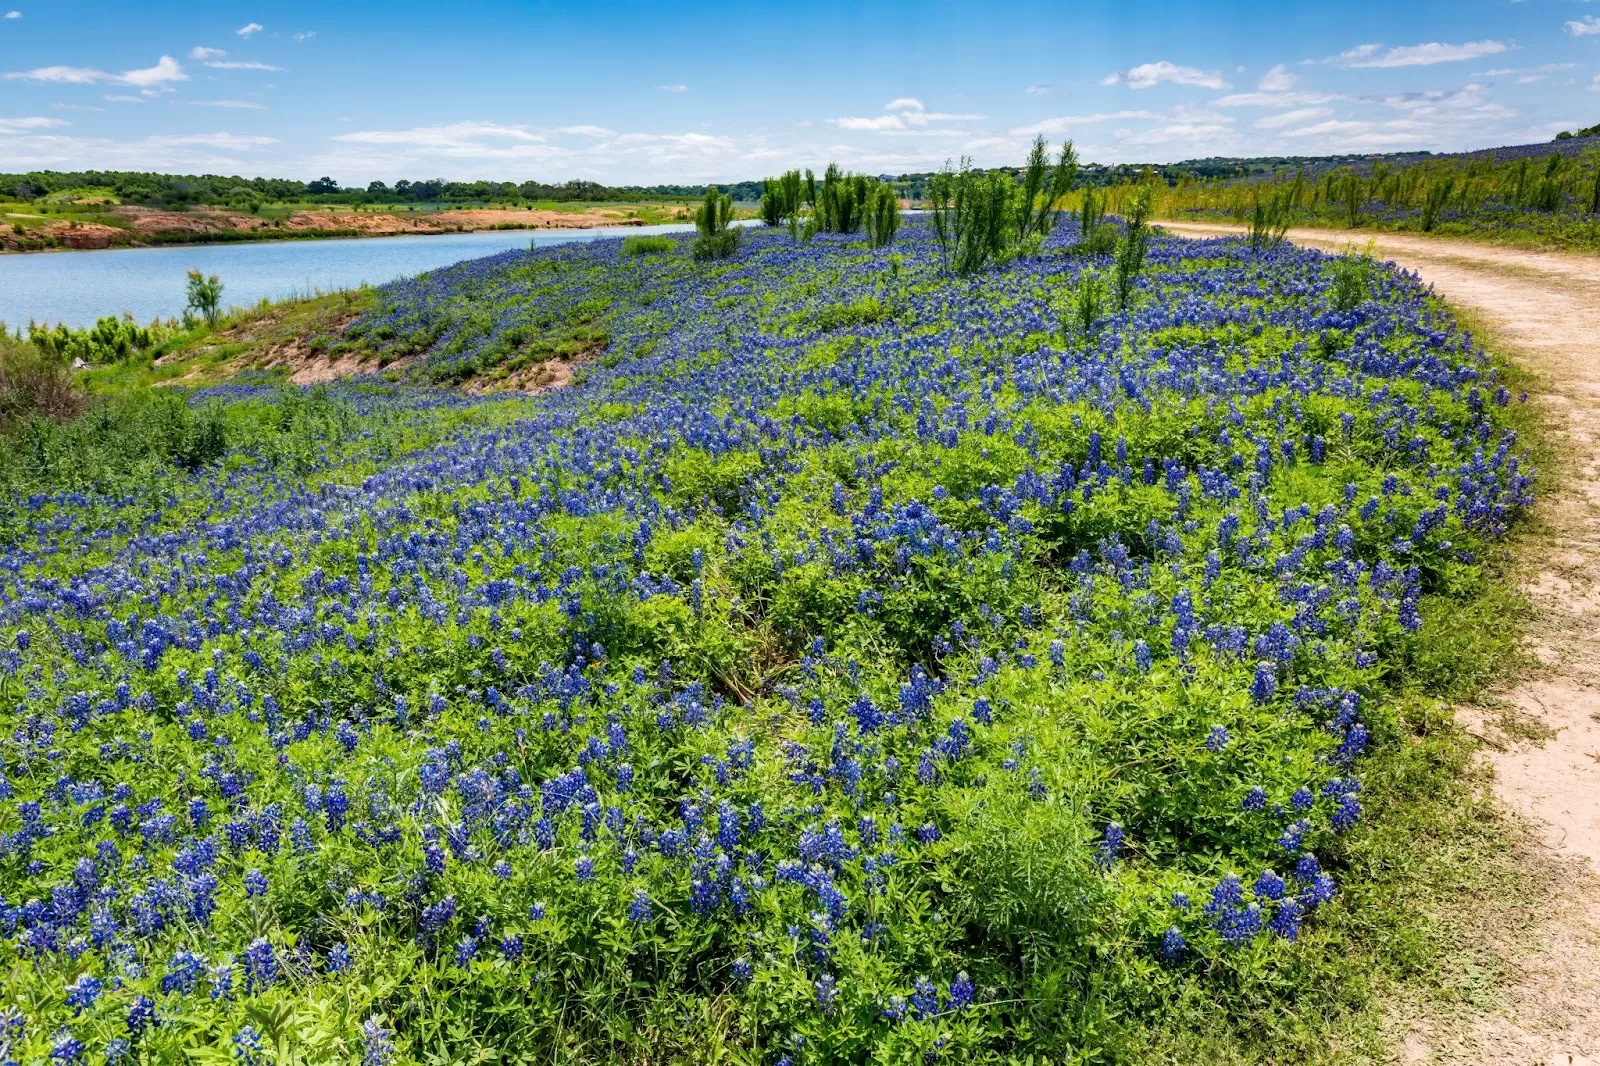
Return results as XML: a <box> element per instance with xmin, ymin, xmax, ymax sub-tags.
<box><xmin>0</xmin><ymin>220</ymin><xmax>1534</xmax><ymax>1062</ymax></box>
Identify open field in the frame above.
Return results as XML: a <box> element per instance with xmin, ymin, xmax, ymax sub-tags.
<box><xmin>0</xmin><ymin>201</ymin><xmax>1562</xmax><ymax>1062</ymax></box>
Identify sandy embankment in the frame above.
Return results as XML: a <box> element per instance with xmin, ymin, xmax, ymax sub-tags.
<box><xmin>5</xmin><ymin>204</ymin><xmax>686</xmax><ymax>251</ymax></box>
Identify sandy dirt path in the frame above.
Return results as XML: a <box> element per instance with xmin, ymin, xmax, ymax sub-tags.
<box><xmin>1164</xmin><ymin>221</ymin><xmax>1600</xmax><ymax>1065</ymax></box>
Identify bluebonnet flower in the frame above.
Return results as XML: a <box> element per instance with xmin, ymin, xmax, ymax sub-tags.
<box><xmin>362</xmin><ymin>1017</ymin><xmax>395</xmax><ymax>1066</ymax></box>
<box><xmin>233</xmin><ymin>1026</ymin><xmax>263</xmax><ymax>1066</ymax></box>
<box><xmin>629</xmin><ymin>890</ymin><xmax>652</xmax><ymax>923</ymax></box>
<box><xmin>64</xmin><ymin>973</ymin><xmax>102</xmax><ymax>1013</ymax></box>
<box><xmin>1205</xmin><ymin>725</ymin><xmax>1229</xmax><ymax>752</ymax></box>
<box><xmin>1158</xmin><ymin>927</ymin><xmax>1186</xmax><ymax>962</ymax></box>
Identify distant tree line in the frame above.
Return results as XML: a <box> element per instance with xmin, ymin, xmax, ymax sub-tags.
<box><xmin>0</xmin><ymin>170</ymin><xmax>771</xmax><ymax>209</ymax></box>
<box><xmin>5</xmin><ymin>132</ymin><xmax>1592</xmax><ymax>211</ymax></box>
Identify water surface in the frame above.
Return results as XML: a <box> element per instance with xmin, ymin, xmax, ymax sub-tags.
<box><xmin>0</xmin><ymin>223</ymin><xmax>697</xmax><ymax>328</ymax></box>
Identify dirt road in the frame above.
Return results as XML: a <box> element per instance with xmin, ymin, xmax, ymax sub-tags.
<box><xmin>1163</xmin><ymin>221</ymin><xmax>1600</xmax><ymax>1064</ymax></box>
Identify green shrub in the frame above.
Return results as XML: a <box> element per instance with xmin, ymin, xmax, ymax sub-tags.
<box><xmin>693</xmin><ymin>186</ymin><xmax>739</xmax><ymax>260</ymax></box>
<box><xmin>1015</xmin><ymin>135</ymin><xmax>1079</xmax><ymax>242</ymax></box>
<box><xmin>0</xmin><ymin>331</ymin><xmax>82</xmax><ymax>429</ymax></box>
<box><xmin>928</xmin><ymin>157</ymin><xmax>1013</xmax><ymax>275</ymax></box>
<box><xmin>864</xmin><ymin>182</ymin><xmax>900</xmax><ymax>248</ymax></box>
<box><xmin>622</xmin><ymin>235</ymin><xmax>675</xmax><ymax>256</ymax></box>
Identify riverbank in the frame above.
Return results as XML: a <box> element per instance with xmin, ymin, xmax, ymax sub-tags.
<box><xmin>0</xmin><ymin>202</ymin><xmax>695</xmax><ymax>254</ymax></box>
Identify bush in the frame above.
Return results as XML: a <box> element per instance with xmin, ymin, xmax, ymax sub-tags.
<box><xmin>693</xmin><ymin>186</ymin><xmax>739</xmax><ymax>260</ymax></box>
<box><xmin>622</xmin><ymin>235</ymin><xmax>675</xmax><ymax>257</ymax></box>
<box><xmin>0</xmin><ymin>332</ymin><xmax>82</xmax><ymax>429</ymax></box>
<box><xmin>928</xmin><ymin>157</ymin><xmax>1013</xmax><ymax>275</ymax></box>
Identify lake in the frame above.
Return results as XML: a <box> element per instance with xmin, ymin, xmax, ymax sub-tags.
<box><xmin>0</xmin><ymin>223</ymin><xmax>699</xmax><ymax>329</ymax></box>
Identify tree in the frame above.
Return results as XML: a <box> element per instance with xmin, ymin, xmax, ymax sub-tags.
<box><xmin>306</xmin><ymin>176</ymin><xmax>341</xmax><ymax>195</ymax></box>
<box><xmin>185</xmin><ymin>270</ymin><xmax>224</xmax><ymax>328</ymax></box>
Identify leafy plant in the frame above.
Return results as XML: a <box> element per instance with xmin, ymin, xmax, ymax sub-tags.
<box><xmin>622</xmin><ymin>235</ymin><xmax>675</xmax><ymax>256</ymax></box>
<box><xmin>928</xmin><ymin>157</ymin><xmax>1013</xmax><ymax>275</ymax></box>
<box><xmin>1113</xmin><ymin>186</ymin><xmax>1152</xmax><ymax>310</ymax></box>
<box><xmin>186</xmin><ymin>269</ymin><xmax>225</xmax><ymax>327</ymax></box>
<box><xmin>1420</xmin><ymin>177</ymin><xmax>1455</xmax><ymax>232</ymax></box>
<box><xmin>693</xmin><ymin>186</ymin><xmax>739</xmax><ymax>260</ymax></box>
<box><xmin>1015</xmin><ymin>136</ymin><xmax>1079</xmax><ymax>242</ymax></box>
<box><xmin>861</xmin><ymin>182</ymin><xmax>899</xmax><ymax>249</ymax></box>
<box><xmin>1247</xmin><ymin>193</ymin><xmax>1291</xmax><ymax>252</ymax></box>
<box><xmin>1329</xmin><ymin>252</ymin><xmax>1369</xmax><ymax>312</ymax></box>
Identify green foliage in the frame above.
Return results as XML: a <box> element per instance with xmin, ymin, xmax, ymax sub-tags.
<box><xmin>1329</xmin><ymin>253</ymin><xmax>1370</xmax><ymax>312</ymax></box>
<box><xmin>0</xmin><ymin>330</ymin><xmax>82</xmax><ymax>429</ymax></box>
<box><xmin>1342</xmin><ymin>172</ymin><xmax>1363</xmax><ymax>228</ymax></box>
<box><xmin>1113</xmin><ymin>187</ymin><xmax>1153</xmax><ymax>310</ymax></box>
<box><xmin>1420</xmin><ymin>176</ymin><xmax>1455</xmax><ymax>233</ymax></box>
<box><xmin>1016</xmin><ymin>136</ymin><xmax>1079</xmax><ymax>242</ymax></box>
<box><xmin>693</xmin><ymin>186</ymin><xmax>739</xmax><ymax>260</ymax></box>
<box><xmin>864</xmin><ymin>182</ymin><xmax>901</xmax><ymax>248</ymax></box>
<box><xmin>621</xmin><ymin>235</ymin><xmax>675</xmax><ymax>257</ymax></box>
<box><xmin>185</xmin><ymin>269</ymin><xmax>225</xmax><ymax>327</ymax></box>
<box><xmin>928</xmin><ymin>157</ymin><xmax>1014</xmax><ymax>275</ymax></box>
<box><xmin>25</xmin><ymin>315</ymin><xmax>162</xmax><ymax>366</ymax></box>
<box><xmin>1247</xmin><ymin>193</ymin><xmax>1291</xmax><ymax>252</ymax></box>
<box><xmin>816</xmin><ymin>163</ymin><xmax>872</xmax><ymax>234</ymax></box>
<box><xmin>1067</xmin><ymin>270</ymin><xmax>1104</xmax><ymax>337</ymax></box>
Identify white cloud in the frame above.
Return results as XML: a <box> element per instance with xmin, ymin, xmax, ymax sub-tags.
<box><xmin>293</xmin><ymin>31</ymin><xmax>315</xmax><ymax>41</ymax></box>
<box><xmin>193</xmin><ymin>99</ymin><xmax>265</xmax><ymax>109</ymax></box>
<box><xmin>0</xmin><ymin>116</ymin><xmax>65</xmax><ymax>133</ymax></box>
<box><xmin>333</xmin><ymin>122</ymin><xmax>547</xmax><ymax>150</ymax></box>
<box><xmin>206</xmin><ymin>60</ymin><xmax>282</xmax><ymax>71</ymax></box>
<box><xmin>190</xmin><ymin>46</ymin><xmax>225</xmax><ymax>60</ymax></box>
<box><xmin>1342</xmin><ymin>40</ymin><xmax>1507</xmax><ymax>68</ymax></box>
<box><xmin>1565</xmin><ymin>16</ymin><xmax>1600</xmax><ymax>37</ymax></box>
<box><xmin>103</xmin><ymin>94</ymin><xmax>144</xmax><ymax>104</ymax></box>
<box><xmin>3</xmin><ymin>9</ymin><xmax>20</xmax><ymax>17</ymax></box>
<box><xmin>1374</xmin><ymin>83</ymin><xmax>1514</xmax><ymax>122</ymax></box>
<box><xmin>1594</xmin><ymin>74</ymin><xmax>1600</xmax><ymax>92</ymax></box>
<box><xmin>1104</xmin><ymin>61</ymin><xmax>1228</xmax><ymax>90</ymax></box>
<box><xmin>1480</xmin><ymin>63</ymin><xmax>1575</xmax><ymax>78</ymax></box>
<box><xmin>832</xmin><ymin>115</ymin><xmax>907</xmax><ymax>131</ymax></box>
<box><xmin>1116</xmin><ymin>121</ymin><xmax>1234</xmax><ymax>146</ymax></box>
<box><xmin>1255</xmin><ymin>107</ymin><xmax>1334</xmax><ymax>130</ymax></box>
<box><xmin>660</xmin><ymin>83</ymin><xmax>687</xmax><ymax>93</ymax></box>
<box><xmin>553</xmin><ymin>125</ymin><xmax>614</xmax><ymax>137</ymax></box>
<box><xmin>1214</xmin><ymin>90</ymin><xmax>1347</xmax><ymax>108</ymax></box>
<box><xmin>0</xmin><ymin>129</ymin><xmax>278</xmax><ymax>171</ymax></box>
<box><xmin>236</xmin><ymin>22</ymin><xmax>263</xmax><ymax>37</ymax></box>
<box><xmin>4</xmin><ymin>55</ymin><xmax>186</xmax><ymax>88</ymax></box>
<box><xmin>1257</xmin><ymin>64</ymin><xmax>1296</xmax><ymax>91</ymax></box>
<box><xmin>884</xmin><ymin>97</ymin><xmax>924</xmax><ymax>112</ymax></box>
<box><xmin>1025</xmin><ymin>84</ymin><xmax>1050</xmax><ymax>95</ymax></box>
<box><xmin>1010</xmin><ymin>111</ymin><xmax>1158</xmax><ymax>136</ymax></box>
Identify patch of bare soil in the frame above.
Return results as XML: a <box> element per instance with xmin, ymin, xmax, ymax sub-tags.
<box><xmin>1163</xmin><ymin>220</ymin><xmax>1600</xmax><ymax>1064</ymax></box>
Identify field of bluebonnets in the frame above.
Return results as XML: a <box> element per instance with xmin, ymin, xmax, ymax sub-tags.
<box><xmin>0</xmin><ymin>209</ymin><xmax>1536</xmax><ymax>1063</ymax></box>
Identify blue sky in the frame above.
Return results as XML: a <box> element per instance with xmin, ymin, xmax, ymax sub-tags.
<box><xmin>1</xmin><ymin>0</ymin><xmax>1596</xmax><ymax>184</ymax></box>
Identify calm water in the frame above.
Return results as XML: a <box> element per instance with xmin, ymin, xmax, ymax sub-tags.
<box><xmin>0</xmin><ymin>223</ymin><xmax>698</xmax><ymax>328</ymax></box>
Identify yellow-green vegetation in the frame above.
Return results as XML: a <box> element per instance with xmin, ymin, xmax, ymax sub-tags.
<box><xmin>1071</xmin><ymin>145</ymin><xmax>1600</xmax><ymax>252</ymax></box>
